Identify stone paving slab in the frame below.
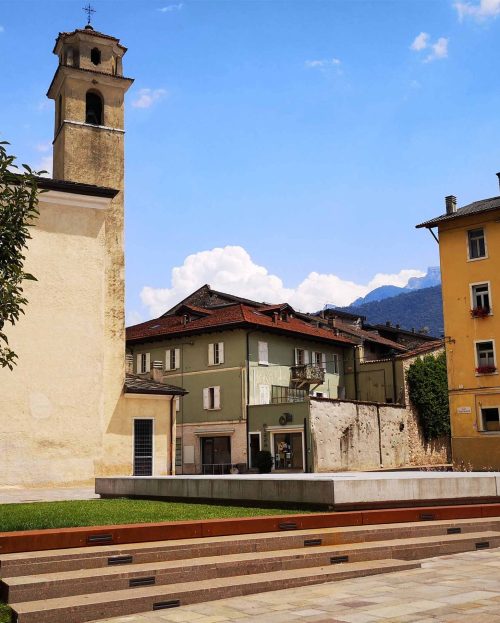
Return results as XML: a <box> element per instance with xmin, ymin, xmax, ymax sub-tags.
<box><xmin>0</xmin><ymin>487</ymin><xmax>98</xmax><ymax>505</ymax></box>
<box><xmin>96</xmin><ymin>548</ymin><xmax>500</xmax><ymax>623</ymax></box>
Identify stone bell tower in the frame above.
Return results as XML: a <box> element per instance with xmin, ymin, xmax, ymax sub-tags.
<box><xmin>47</xmin><ymin>23</ymin><xmax>134</xmax><ymax>471</ymax></box>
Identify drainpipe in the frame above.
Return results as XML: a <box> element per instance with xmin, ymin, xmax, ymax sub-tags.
<box><xmin>353</xmin><ymin>345</ymin><xmax>359</xmax><ymax>401</ymax></box>
<box><xmin>303</xmin><ymin>417</ymin><xmax>309</xmax><ymax>473</ymax></box>
<box><xmin>391</xmin><ymin>356</ymin><xmax>397</xmax><ymax>404</ymax></box>
<box><xmin>246</xmin><ymin>329</ymin><xmax>259</xmax><ymax>470</ymax></box>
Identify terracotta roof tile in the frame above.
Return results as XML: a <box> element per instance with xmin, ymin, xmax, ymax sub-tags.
<box><xmin>127</xmin><ymin>303</ymin><xmax>354</xmax><ymax>346</ymax></box>
<box><xmin>395</xmin><ymin>340</ymin><xmax>444</xmax><ymax>359</ymax></box>
<box><xmin>124</xmin><ymin>374</ymin><xmax>186</xmax><ymax>396</ymax></box>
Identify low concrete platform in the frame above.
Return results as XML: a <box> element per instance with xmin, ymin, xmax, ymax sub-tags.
<box><xmin>95</xmin><ymin>471</ymin><xmax>500</xmax><ymax>509</ymax></box>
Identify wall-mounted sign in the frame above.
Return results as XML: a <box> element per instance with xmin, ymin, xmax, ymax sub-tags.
<box><xmin>457</xmin><ymin>406</ymin><xmax>472</xmax><ymax>414</ymax></box>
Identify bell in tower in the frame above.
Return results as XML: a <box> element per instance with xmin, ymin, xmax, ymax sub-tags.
<box><xmin>47</xmin><ymin>21</ymin><xmax>133</xmax><ymax>187</ymax></box>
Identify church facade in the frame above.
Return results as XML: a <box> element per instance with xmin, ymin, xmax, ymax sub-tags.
<box><xmin>0</xmin><ymin>24</ymin><xmax>183</xmax><ymax>486</ymax></box>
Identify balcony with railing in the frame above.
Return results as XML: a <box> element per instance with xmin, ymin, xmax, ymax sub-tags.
<box><xmin>271</xmin><ymin>385</ymin><xmax>308</xmax><ymax>404</ymax></box>
<box><xmin>290</xmin><ymin>364</ymin><xmax>325</xmax><ymax>388</ymax></box>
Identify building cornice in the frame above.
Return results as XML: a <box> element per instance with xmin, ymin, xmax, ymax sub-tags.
<box><xmin>39</xmin><ymin>189</ymin><xmax>113</xmax><ymax>210</ymax></box>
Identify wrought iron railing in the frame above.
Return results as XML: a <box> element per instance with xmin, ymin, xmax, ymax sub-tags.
<box><xmin>290</xmin><ymin>364</ymin><xmax>325</xmax><ymax>385</ymax></box>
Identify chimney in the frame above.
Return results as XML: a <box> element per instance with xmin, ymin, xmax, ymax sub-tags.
<box><xmin>151</xmin><ymin>360</ymin><xmax>163</xmax><ymax>382</ymax></box>
<box><xmin>496</xmin><ymin>172</ymin><xmax>500</xmax><ymax>191</ymax></box>
<box><xmin>273</xmin><ymin>312</ymin><xmax>278</xmax><ymax>323</ymax></box>
<box><xmin>125</xmin><ymin>353</ymin><xmax>133</xmax><ymax>374</ymax></box>
<box><xmin>445</xmin><ymin>195</ymin><xmax>457</xmax><ymax>215</ymax></box>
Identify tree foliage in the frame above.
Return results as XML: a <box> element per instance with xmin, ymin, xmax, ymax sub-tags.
<box><xmin>407</xmin><ymin>351</ymin><xmax>450</xmax><ymax>441</ymax></box>
<box><xmin>0</xmin><ymin>141</ymin><xmax>42</xmax><ymax>369</ymax></box>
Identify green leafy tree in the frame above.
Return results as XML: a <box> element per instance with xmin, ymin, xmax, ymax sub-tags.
<box><xmin>0</xmin><ymin>141</ymin><xmax>42</xmax><ymax>369</ymax></box>
<box><xmin>407</xmin><ymin>351</ymin><xmax>450</xmax><ymax>441</ymax></box>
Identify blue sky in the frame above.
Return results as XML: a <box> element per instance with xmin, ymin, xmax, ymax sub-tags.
<box><xmin>2</xmin><ymin>0</ymin><xmax>500</xmax><ymax>320</ymax></box>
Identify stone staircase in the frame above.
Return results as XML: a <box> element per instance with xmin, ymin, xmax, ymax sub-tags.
<box><xmin>1</xmin><ymin>516</ymin><xmax>500</xmax><ymax>623</ymax></box>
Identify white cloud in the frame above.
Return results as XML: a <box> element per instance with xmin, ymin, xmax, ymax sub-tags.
<box><xmin>36</xmin><ymin>155</ymin><xmax>53</xmax><ymax>177</ymax></box>
<box><xmin>132</xmin><ymin>88</ymin><xmax>168</xmax><ymax>109</ymax></box>
<box><xmin>138</xmin><ymin>245</ymin><xmax>425</xmax><ymax>319</ymax></box>
<box><xmin>127</xmin><ymin>310</ymin><xmax>144</xmax><ymax>326</ymax></box>
<box><xmin>305</xmin><ymin>58</ymin><xmax>342</xmax><ymax>70</ymax></box>
<box><xmin>455</xmin><ymin>0</ymin><xmax>500</xmax><ymax>20</ymax></box>
<box><xmin>158</xmin><ymin>3</ymin><xmax>183</xmax><ymax>12</ymax></box>
<box><xmin>410</xmin><ymin>32</ymin><xmax>449</xmax><ymax>62</ymax></box>
<box><xmin>425</xmin><ymin>37</ymin><xmax>449</xmax><ymax>62</ymax></box>
<box><xmin>410</xmin><ymin>32</ymin><xmax>429</xmax><ymax>51</ymax></box>
<box><xmin>35</xmin><ymin>141</ymin><xmax>51</xmax><ymax>153</ymax></box>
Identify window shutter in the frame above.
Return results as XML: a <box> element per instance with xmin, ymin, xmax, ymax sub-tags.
<box><xmin>136</xmin><ymin>354</ymin><xmax>141</xmax><ymax>373</ymax></box>
<box><xmin>259</xmin><ymin>384</ymin><xmax>270</xmax><ymax>404</ymax></box>
<box><xmin>145</xmin><ymin>353</ymin><xmax>151</xmax><ymax>372</ymax></box>
<box><xmin>258</xmin><ymin>341</ymin><xmax>269</xmax><ymax>365</ymax></box>
<box><xmin>208</xmin><ymin>343</ymin><xmax>214</xmax><ymax>366</ymax></box>
<box><xmin>174</xmin><ymin>348</ymin><xmax>180</xmax><ymax>369</ymax></box>
<box><xmin>218</xmin><ymin>342</ymin><xmax>224</xmax><ymax>364</ymax></box>
<box><xmin>203</xmin><ymin>388</ymin><xmax>209</xmax><ymax>409</ymax></box>
<box><xmin>165</xmin><ymin>349</ymin><xmax>171</xmax><ymax>371</ymax></box>
<box><xmin>321</xmin><ymin>352</ymin><xmax>327</xmax><ymax>369</ymax></box>
<box><xmin>304</xmin><ymin>350</ymin><xmax>310</xmax><ymax>364</ymax></box>
<box><xmin>311</xmin><ymin>351</ymin><xmax>316</xmax><ymax>366</ymax></box>
<box><xmin>214</xmin><ymin>386</ymin><xmax>221</xmax><ymax>409</ymax></box>
<box><xmin>294</xmin><ymin>348</ymin><xmax>299</xmax><ymax>365</ymax></box>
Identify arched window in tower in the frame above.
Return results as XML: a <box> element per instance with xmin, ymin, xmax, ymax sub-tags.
<box><xmin>56</xmin><ymin>94</ymin><xmax>63</xmax><ymax>129</ymax></box>
<box><xmin>85</xmin><ymin>90</ymin><xmax>103</xmax><ymax>126</ymax></box>
<box><xmin>91</xmin><ymin>47</ymin><xmax>101</xmax><ymax>66</ymax></box>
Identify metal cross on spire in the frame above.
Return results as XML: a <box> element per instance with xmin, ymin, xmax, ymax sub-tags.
<box><xmin>83</xmin><ymin>3</ymin><xmax>96</xmax><ymax>25</ymax></box>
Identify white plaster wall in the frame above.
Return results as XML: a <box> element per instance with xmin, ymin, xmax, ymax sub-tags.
<box><xmin>0</xmin><ymin>196</ymin><xmax>107</xmax><ymax>486</ymax></box>
<box><xmin>310</xmin><ymin>399</ymin><xmax>409</xmax><ymax>472</ymax></box>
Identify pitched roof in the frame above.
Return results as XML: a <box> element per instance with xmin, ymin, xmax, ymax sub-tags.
<box><xmin>416</xmin><ymin>195</ymin><xmax>500</xmax><ymax>229</ymax></box>
<box><xmin>124</xmin><ymin>374</ymin><xmax>186</xmax><ymax>396</ymax></box>
<box><xmin>395</xmin><ymin>340</ymin><xmax>444</xmax><ymax>360</ymax></box>
<box><xmin>8</xmin><ymin>173</ymin><xmax>119</xmax><ymax>198</ymax></box>
<box><xmin>127</xmin><ymin>303</ymin><xmax>355</xmax><ymax>347</ymax></box>
<box><xmin>334</xmin><ymin>322</ymin><xmax>408</xmax><ymax>351</ymax></box>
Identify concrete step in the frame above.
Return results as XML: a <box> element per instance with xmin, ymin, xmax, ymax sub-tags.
<box><xmin>3</xmin><ymin>531</ymin><xmax>498</xmax><ymax>602</ymax></box>
<box><xmin>11</xmin><ymin>558</ymin><xmax>420</xmax><ymax>623</ymax></box>
<box><xmin>2</xmin><ymin>516</ymin><xmax>499</xmax><ymax>577</ymax></box>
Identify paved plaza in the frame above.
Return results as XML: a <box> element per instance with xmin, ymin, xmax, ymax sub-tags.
<box><xmin>97</xmin><ymin>548</ymin><xmax>500</xmax><ymax>623</ymax></box>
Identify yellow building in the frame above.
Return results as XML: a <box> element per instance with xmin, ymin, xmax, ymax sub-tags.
<box><xmin>417</xmin><ymin>185</ymin><xmax>500</xmax><ymax>470</ymax></box>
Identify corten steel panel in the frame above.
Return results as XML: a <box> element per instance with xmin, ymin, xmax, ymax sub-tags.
<box><xmin>1</xmin><ymin>505</ymin><xmax>500</xmax><ymax>554</ymax></box>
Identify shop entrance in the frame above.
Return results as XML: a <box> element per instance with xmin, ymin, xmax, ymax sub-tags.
<box><xmin>201</xmin><ymin>436</ymin><xmax>231</xmax><ymax>474</ymax></box>
<box><xmin>272</xmin><ymin>431</ymin><xmax>304</xmax><ymax>471</ymax></box>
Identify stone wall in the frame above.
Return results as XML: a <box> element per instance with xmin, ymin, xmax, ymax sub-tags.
<box><xmin>309</xmin><ymin>398</ymin><xmax>409</xmax><ymax>471</ymax></box>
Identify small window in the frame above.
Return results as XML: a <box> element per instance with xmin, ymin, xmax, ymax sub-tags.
<box><xmin>203</xmin><ymin>386</ymin><xmax>221</xmax><ymax>410</ymax></box>
<box><xmin>91</xmin><ymin>47</ymin><xmax>101</xmax><ymax>66</ymax></box>
<box><xmin>481</xmin><ymin>407</ymin><xmax>500</xmax><ymax>432</ymax></box>
<box><xmin>258</xmin><ymin>341</ymin><xmax>269</xmax><ymax>366</ymax></box>
<box><xmin>295</xmin><ymin>348</ymin><xmax>309</xmax><ymax>365</ymax></box>
<box><xmin>468</xmin><ymin>228</ymin><xmax>486</xmax><ymax>260</ymax></box>
<box><xmin>332</xmin><ymin>353</ymin><xmax>339</xmax><ymax>374</ymax></box>
<box><xmin>165</xmin><ymin>348</ymin><xmax>180</xmax><ymax>371</ymax></box>
<box><xmin>175</xmin><ymin>438</ymin><xmax>182</xmax><ymax>467</ymax></box>
<box><xmin>85</xmin><ymin>90</ymin><xmax>103</xmax><ymax>125</ymax></box>
<box><xmin>471</xmin><ymin>283</ymin><xmax>491</xmax><ymax>314</ymax></box>
<box><xmin>476</xmin><ymin>341</ymin><xmax>496</xmax><ymax>373</ymax></box>
<box><xmin>312</xmin><ymin>351</ymin><xmax>327</xmax><ymax>370</ymax></box>
<box><xmin>208</xmin><ymin>342</ymin><xmax>224</xmax><ymax>366</ymax></box>
<box><xmin>137</xmin><ymin>352</ymin><xmax>150</xmax><ymax>374</ymax></box>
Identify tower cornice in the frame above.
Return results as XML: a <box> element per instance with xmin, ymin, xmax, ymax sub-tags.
<box><xmin>47</xmin><ymin>64</ymin><xmax>134</xmax><ymax>99</ymax></box>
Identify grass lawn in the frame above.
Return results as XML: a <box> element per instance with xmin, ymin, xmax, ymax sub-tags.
<box><xmin>0</xmin><ymin>498</ymin><xmax>316</xmax><ymax>533</ymax></box>
<box><xmin>0</xmin><ymin>603</ymin><xmax>11</xmax><ymax>623</ymax></box>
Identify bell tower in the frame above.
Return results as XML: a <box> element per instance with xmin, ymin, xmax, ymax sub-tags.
<box><xmin>47</xmin><ymin>23</ymin><xmax>133</xmax><ymax>185</ymax></box>
<box><xmin>47</xmin><ymin>22</ymin><xmax>134</xmax><ymax>470</ymax></box>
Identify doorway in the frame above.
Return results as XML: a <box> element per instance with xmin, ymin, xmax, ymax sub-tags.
<box><xmin>272</xmin><ymin>431</ymin><xmax>304</xmax><ymax>471</ymax></box>
<box><xmin>249</xmin><ymin>432</ymin><xmax>261</xmax><ymax>468</ymax></box>
<box><xmin>201</xmin><ymin>436</ymin><xmax>231</xmax><ymax>474</ymax></box>
<box><xmin>133</xmin><ymin>419</ymin><xmax>153</xmax><ymax>476</ymax></box>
